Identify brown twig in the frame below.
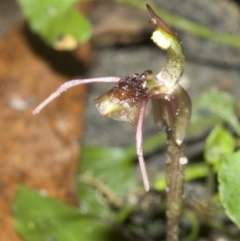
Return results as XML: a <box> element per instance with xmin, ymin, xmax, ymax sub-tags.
<box><xmin>79</xmin><ymin>174</ymin><xmax>124</xmax><ymax>208</ymax></box>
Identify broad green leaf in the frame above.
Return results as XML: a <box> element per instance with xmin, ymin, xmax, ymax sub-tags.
<box><xmin>205</xmin><ymin>125</ymin><xmax>235</xmax><ymax>168</ymax></box>
<box><xmin>13</xmin><ymin>186</ymin><xmax>127</xmax><ymax>241</ymax></box>
<box><xmin>78</xmin><ymin>146</ymin><xmax>135</xmax><ymax>216</ymax></box>
<box><xmin>218</xmin><ymin>152</ymin><xmax>240</xmax><ymax>228</ymax></box>
<box><xmin>17</xmin><ymin>0</ymin><xmax>91</xmax><ymax>50</ymax></box>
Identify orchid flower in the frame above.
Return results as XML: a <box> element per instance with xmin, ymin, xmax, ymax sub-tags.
<box><xmin>32</xmin><ymin>5</ymin><xmax>191</xmax><ymax>192</ymax></box>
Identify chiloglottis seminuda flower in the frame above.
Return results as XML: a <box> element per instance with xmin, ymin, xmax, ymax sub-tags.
<box><xmin>32</xmin><ymin>4</ymin><xmax>191</xmax><ymax>192</ymax></box>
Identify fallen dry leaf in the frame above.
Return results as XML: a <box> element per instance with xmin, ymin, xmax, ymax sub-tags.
<box><xmin>0</xmin><ymin>23</ymin><xmax>91</xmax><ymax>241</ymax></box>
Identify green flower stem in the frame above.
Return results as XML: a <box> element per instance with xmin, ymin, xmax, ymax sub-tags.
<box><xmin>183</xmin><ymin>210</ymin><xmax>200</xmax><ymax>241</ymax></box>
<box><xmin>165</xmin><ymin>134</ymin><xmax>185</xmax><ymax>241</ymax></box>
<box><xmin>146</xmin><ymin>6</ymin><xmax>190</xmax><ymax>240</ymax></box>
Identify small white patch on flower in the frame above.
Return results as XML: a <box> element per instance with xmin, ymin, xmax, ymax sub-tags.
<box><xmin>151</xmin><ymin>30</ymin><xmax>170</xmax><ymax>50</ymax></box>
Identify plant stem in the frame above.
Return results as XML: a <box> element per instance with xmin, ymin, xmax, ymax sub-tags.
<box><xmin>165</xmin><ymin>133</ymin><xmax>185</xmax><ymax>241</ymax></box>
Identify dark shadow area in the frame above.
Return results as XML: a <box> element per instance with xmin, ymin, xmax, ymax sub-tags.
<box><xmin>231</xmin><ymin>0</ymin><xmax>240</xmax><ymax>6</ymax></box>
<box><xmin>22</xmin><ymin>24</ymin><xmax>88</xmax><ymax>78</ymax></box>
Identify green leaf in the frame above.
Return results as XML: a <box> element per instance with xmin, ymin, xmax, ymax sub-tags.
<box><xmin>205</xmin><ymin>125</ymin><xmax>235</xmax><ymax>168</ymax></box>
<box><xmin>17</xmin><ymin>0</ymin><xmax>91</xmax><ymax>49</ymax></box>
<box><xmin>78</xmin><ymin>146</ymin><xmax>135</xmax><ymax>216</ymax></box>
<box><xmin>13</xmin><ymin>186</ymin><xmax>127</xmax><ymax>241</ymax></box>
<box><xmin>192</xmin><ymin>89</ymin><xmax>240</xmax><ymax>135</ymax></box>
<box><xmin>218</xmin><ymin>151</ymin><xmax>240</xmax><ymax>228</ymax></box>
